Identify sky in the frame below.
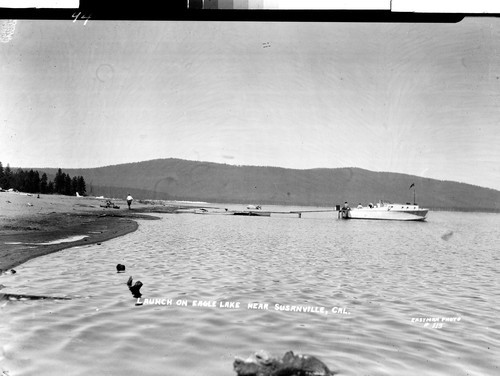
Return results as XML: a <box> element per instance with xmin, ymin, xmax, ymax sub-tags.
<box><xmin>1</xmin><ymin>18</ymin><xmax>500</xmax><ymax>191</ymax></box>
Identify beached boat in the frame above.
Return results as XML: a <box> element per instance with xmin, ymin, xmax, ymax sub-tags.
<box><xmin>339</xmin><ymin>201</ymin><xmax>428</xmax><ymax>221</ymax></box>
<box><xmin>246</xmin><ymin>205</ymin><xmax>262</xmax><ymax>210</ymax></box>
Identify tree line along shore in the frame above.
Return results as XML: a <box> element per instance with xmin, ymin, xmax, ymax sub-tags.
<box><xmin>0</xmin><ymin>161</ymin><xmax>87</xmax><ymax>196</ymax></box>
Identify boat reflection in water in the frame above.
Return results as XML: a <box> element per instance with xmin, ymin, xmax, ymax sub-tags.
<box><xmin>339</xmin><ymin>201</ymin><xmax>428</xmax><ymax>221</ymax></box>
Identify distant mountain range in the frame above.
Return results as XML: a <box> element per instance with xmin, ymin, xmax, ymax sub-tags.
<box><xmin>39</xmin><ymin>158</ymin><xmax>500</xmax><ymax>212</ymax></box>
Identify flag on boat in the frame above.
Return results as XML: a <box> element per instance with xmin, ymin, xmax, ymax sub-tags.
<box><xmin>409</xmin><ymin>183</ymin><xmax>415</xmax><ymax>189</ymax></box>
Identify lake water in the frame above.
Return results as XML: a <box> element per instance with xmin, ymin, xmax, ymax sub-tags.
<box><xmin>1</xmin><ymin>208</ymin><xmax>499</xmax><ymax>376</ymax></box>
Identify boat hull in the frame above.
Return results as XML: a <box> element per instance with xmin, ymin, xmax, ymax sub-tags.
<box><xmin>347</xmin><ymin>209</ymin><xmax>427</xmax><ymax>221</ymax></box>
<box><xmin>340</xmin><ymin>203</ymin><xmax>428</xmax><ymax>221</ymax></box>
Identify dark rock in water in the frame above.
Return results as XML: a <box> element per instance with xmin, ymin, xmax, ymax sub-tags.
<box><xmin>10</xmin><ymin>269</ymin><xmax>16</xmax><ymax>274</ymax></box>
<box><xmin>127</xmin><ymin>276</ymin><xmax>143</xmax><ymax>298</ymax></box>
<box><xmin>116</xmin><ymin>264</ymin><xmax>126</xmax><ymax>273</ymax></box>
<box><xmin>234</xmin><ymin>351</ymin><xmax>336</xmax><ymax>376</ymax></box>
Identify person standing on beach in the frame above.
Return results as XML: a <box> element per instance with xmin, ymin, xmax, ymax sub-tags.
<box><xmin>126</xmin><ymin>194</ymin><xmax>133</xmax><ymax>210</ymax></box>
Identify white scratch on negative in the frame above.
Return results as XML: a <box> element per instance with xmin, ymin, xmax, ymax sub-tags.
<box><xmin>0</xmin><ymin>20</ymin><xmax>17</xmax><ymax>43</ymax></box>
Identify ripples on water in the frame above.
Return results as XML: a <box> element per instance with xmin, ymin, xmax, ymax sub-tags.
<box><xmin>1</xmin><ymin>209</ymin><xmax>499</xmax><ymax>376</ymax></box>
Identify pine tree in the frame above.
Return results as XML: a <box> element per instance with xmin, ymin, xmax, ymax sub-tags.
<box><xmin>15</xmin><ymin>168</ymin><xmax>26</xmax><ymax>192</ymax></box>
<box><xmin>0</xmin><ymin>161</ymin><xmax>4</xmax><ymax>188</ymax></box>
<box><xmin>64</xmin><ymin>174</ymin><xmax>72</xmax><ymax>195</ymax></box>
<box><xmin>55</xmin><ymin>169</ymin><xmax>66</xmax><ymax>194</ymax></box>
<box><xmin>40</xmin><ymin>173</ymin><xmax>48</xmax><ymax>194</ymax></box>
<box><xmin>47</xmin><ymin>181</ymin><xmax>54</xmax><ymax>194</ymax></box>
<box><xmin>71</xmin><ymin>176</ymin><xmax>78</xmax><ymax>195</ymax></box>
<box><xmin>4</xmin><ymin>164</ymin><xmax>12</xmax><ymax>189</ymax></box>
<box><xmin>27</xmin><ymin>169</ymin><xmax>39</xmax><ymax>193</ymax></box>
<box><xmin>77</xmin><ymin>176</ymin><xmax>86</xmax><ymax>195</ymax></box>
<box><xmin>54</xmin><ymin>169</ymin><xmax>61</xmax><ymax>193</ymax></box>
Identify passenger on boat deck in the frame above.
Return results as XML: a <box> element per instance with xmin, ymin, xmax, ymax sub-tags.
<box><xmin>357</xmin><ymin>203</ymin><xmax>363</xmax><ymax>209</ymax></box>
<box><xmin>343</xmin><ymin>202</ymin><xmax>349</xmax><ymax>209</ymax></box>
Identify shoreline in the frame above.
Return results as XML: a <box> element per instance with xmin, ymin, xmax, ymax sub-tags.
<box><xmin>0</xmin><ymin>213</ymin><xmax>143</xmax><ymax>272</ymax></box>
<box><xmin>0</xmin><ymin>193</ymin><xmax>180</xmax><ymax>272</ymax></box>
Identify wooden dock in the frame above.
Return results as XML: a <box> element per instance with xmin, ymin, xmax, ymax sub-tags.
<box><xmin>182</xmin><ymin>208</ymin><xmax>337</xmax><ymax>218</ymax></box>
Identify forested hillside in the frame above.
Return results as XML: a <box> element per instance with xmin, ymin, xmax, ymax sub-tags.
<box><xmin>39</xmin><ymin>159</ymin><xmax>500</xmax><ymax>212</ymax></box>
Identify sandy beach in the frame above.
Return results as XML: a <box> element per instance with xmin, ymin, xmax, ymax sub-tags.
<box><xmin>0</xmin><ymin>192</ymin><xmax>177</xmax><ymax>272</ymax></box>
